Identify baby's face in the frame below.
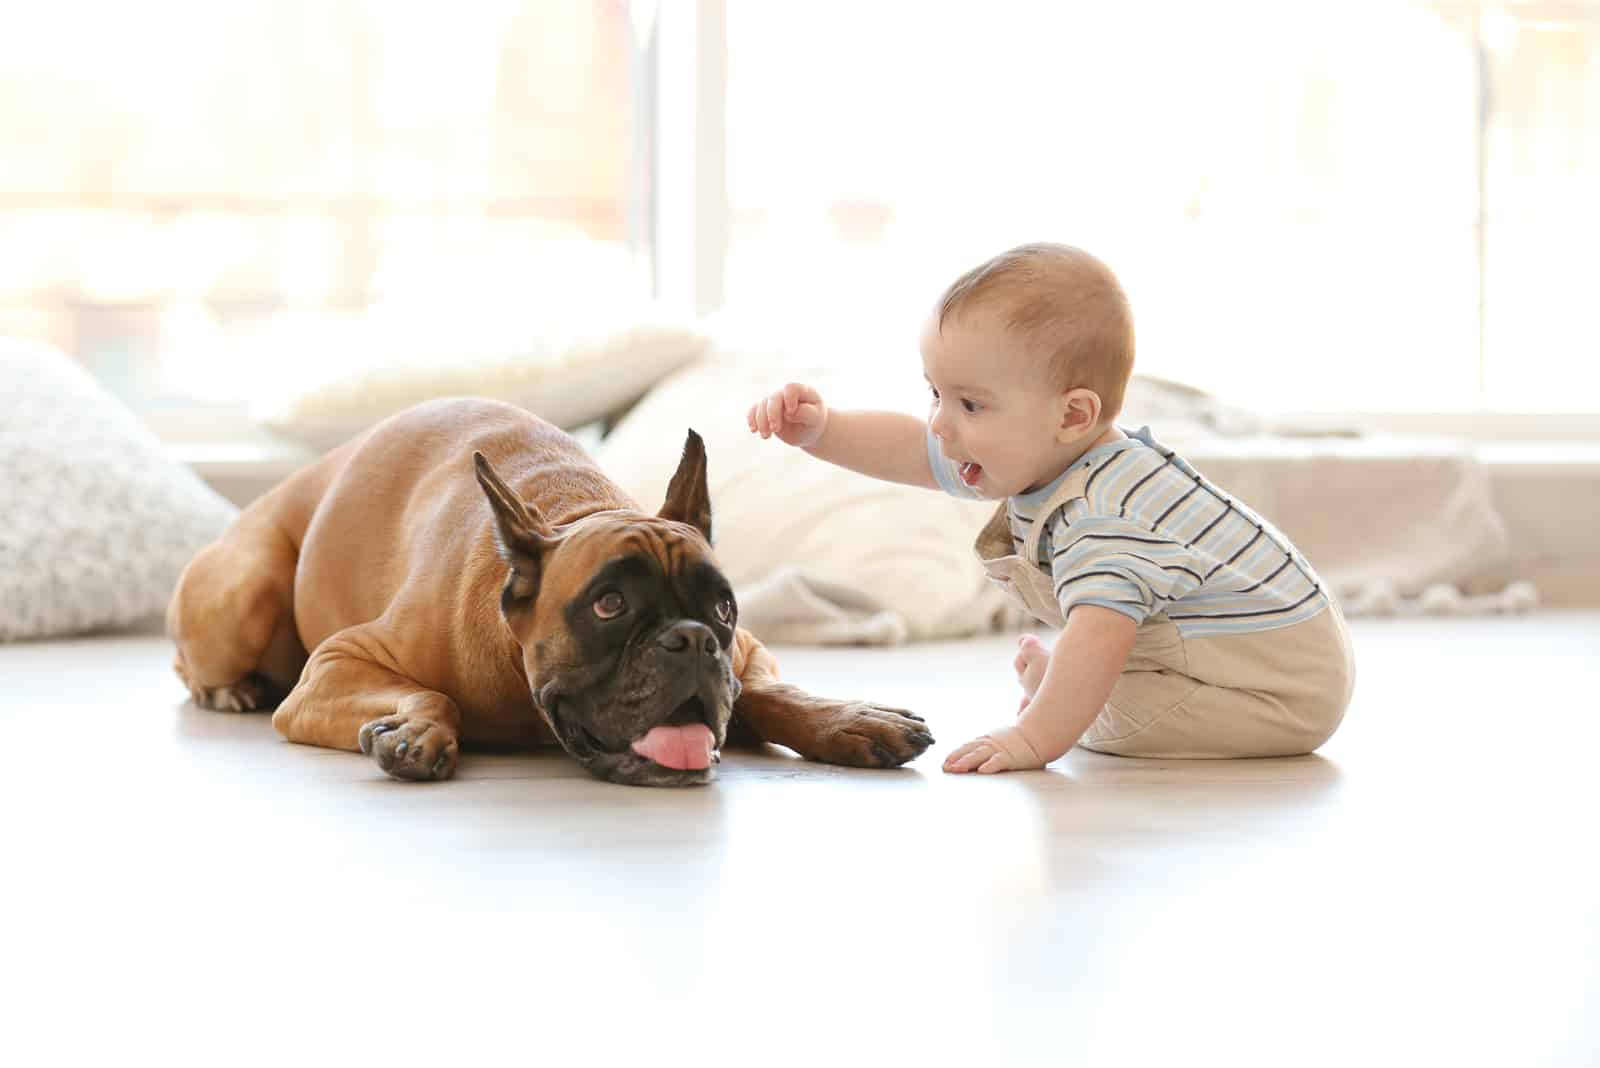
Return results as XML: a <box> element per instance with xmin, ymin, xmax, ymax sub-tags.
<box><xmin>920</xmin><ymin>310</ymin><xmax>1081</xmax><ymax>498</ymax></box>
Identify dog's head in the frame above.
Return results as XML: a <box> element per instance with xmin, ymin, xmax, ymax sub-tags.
<box><xmin>474</xmin><ymin>431</ymin><xmax>739</xmax><ymax>787</ymax></box>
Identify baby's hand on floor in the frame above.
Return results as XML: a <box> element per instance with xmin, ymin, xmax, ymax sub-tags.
<box><xmin>747</xmin><ymin>383</ymin><xmax>828</xmax><ymax>448</ymax></box>
<box><xmin>943</xmin><ymin>725</ymin><xmax>1046</xmax><ymax>774</ymax></box>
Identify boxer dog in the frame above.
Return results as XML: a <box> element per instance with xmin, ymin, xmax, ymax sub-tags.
<box><xmin>167</xmin><ymin>398</ymin><xmax>932</xmax><ymax>786</ymax></box>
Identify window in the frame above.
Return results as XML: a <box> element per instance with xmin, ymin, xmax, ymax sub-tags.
<box><xmin>0</xmin><ymin>1</ymin><xmax>644</xmax><ymax>426</ymax></box>
<box><xmin>723</xmin><ymin>1</ymin><xmax>1599</xmax><ymax>414</ymax></box>
<box><xmin>9</xmin><ymin>3</ymin><xmax>1593</xmax><ymax>426</ymax></box>
<box><xmin>1478</xmin><ymin>3</ymin><xmax>1600</xmax><ymax>411</ymax></box>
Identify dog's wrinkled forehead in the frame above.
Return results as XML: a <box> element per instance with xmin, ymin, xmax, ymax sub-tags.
<box><xmin>554</xmin><ymin>513</ymin><xmax>716</xmax><ymax>578</ymax></box>
<box><xmin>533</xmin><ymin>513</ymin><xmax>727</xmax><ymax>625</ymax></box>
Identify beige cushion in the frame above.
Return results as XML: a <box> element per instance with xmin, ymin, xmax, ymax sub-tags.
<box><xmin>596</xmin><ymin>351</ymin><xmax>1028</xmax><ymax>645</ymax></box>
<box><xmin>251</xmin><ymin>300</ymin><xmax>710</xmax><ymax>450</ymax></box>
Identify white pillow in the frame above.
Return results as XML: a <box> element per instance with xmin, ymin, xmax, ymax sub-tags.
<box><xmin>0</xmin><ymin>338</ymin><xmax>239</xmax><ymax>641</ymax></box>
<box><xmin>250</xmin><ymin>299</ymin><xmax>711</xmax><ymax>450</ymax></box>
<box><xmin>595</xmin><ymin>351</ymin><xmax>1028</xmax><ymax>645</ymax></box>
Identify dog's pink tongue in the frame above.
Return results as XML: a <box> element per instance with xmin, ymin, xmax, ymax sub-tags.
<box><xmin>631</xmin><ymin>724</ymin><xmax>715</xmax><ymax>770</ymax></box>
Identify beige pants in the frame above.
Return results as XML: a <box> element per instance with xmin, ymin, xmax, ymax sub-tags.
<box><xmin>975</xmin><ymin>497</ymin><xmax>1356</xmax><ymax>759</ymax></box>
<box><xmin>1078</xmin><ymin>603</ymin><xmax>1356</xmax><ymax>758</ymax></box>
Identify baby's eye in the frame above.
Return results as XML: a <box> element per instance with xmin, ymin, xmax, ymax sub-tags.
<box><xmin>928</xmin><ymin>384</ymin><xmax>940</xmax><ymax>401</ymax></box>
<box><xmin>961</xmin><ymin>398</ymin><xmax>980</xmax><ymax>413</ymax></box>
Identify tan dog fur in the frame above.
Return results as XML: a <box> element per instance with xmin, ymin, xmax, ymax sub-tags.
<box><xmin>168</xmin><ymin>398</ymin><xmax>932</xmax><ymax>784</ymax></box>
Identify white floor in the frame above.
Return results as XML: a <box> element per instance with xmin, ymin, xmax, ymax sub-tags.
<box><xmin>2</xmin><ymin>614</ymin><xmax>1597</xmax><ymax>1066</ymax></box>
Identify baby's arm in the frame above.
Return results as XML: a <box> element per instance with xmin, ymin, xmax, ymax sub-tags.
<box><xmin>944</xmin><ymin>605</ymin><xmax>1137</xmax><ymax>773</ymax></box>
<box><xmin>748</xmin><ymin>382</ymin><xmax>938</xmax><ymax>489</ymax></box>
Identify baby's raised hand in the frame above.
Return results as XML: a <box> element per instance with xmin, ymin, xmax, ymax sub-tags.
<box><xmin>943</xmin><ymin>725</ymin><xmax>1047</xmax><ymax>775</ymax></box>
<box><xmin>747</xmin><ymin>382</ymin><xmax>828</xmax><ymax>448</ymax></box>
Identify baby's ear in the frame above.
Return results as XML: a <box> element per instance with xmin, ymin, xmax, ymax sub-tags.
<box><xmin>1058</xmin><ymin>388</ymin><xmax>1103</xmax><ymax>438</ymax></box>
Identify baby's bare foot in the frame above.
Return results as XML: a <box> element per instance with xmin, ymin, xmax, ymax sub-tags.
<box><xmin>1014</xmin><ymin>634</ymin><xmax>1050</xmax><ymax>705</ymax></box>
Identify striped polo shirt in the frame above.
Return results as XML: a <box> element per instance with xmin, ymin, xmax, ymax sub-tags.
<box><xmin>928</xmin><ymin>426</ymin><xmax>1330</xmax><ymax>638</ymax></box>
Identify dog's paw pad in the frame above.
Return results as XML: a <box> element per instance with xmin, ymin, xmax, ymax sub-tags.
<box><xmin>818</xmin><ymin>702</ymin><xmax>935</xmax><ymax>768</ymax></box>
<box><xmin>358</xmin><ymin>716</ymin><xmax>459</xmax><ymax>781</ymax></box>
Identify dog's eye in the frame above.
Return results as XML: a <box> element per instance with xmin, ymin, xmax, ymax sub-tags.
<box><xmin>715</xmin><ymin>596</ymin><xmax>734</xmax><ymax>624</ymax></box>
<box><xmin>594</xmin><ymin>591</ymin><xmax>626</xmax><ymax>619</ymax></box>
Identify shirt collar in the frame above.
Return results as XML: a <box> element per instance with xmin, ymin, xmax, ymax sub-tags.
<box><xmin>1010</xmin><ymin>426</ymin><xmax>1153</xmax><ymax>512</ymax></box>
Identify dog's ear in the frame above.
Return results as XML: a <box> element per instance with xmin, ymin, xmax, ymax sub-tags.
<box><xmin>474</xmin><ymin>452</ymin><xmax>555</xmax><ymax>606</ymax></box>
<box><xmin>658</xmin><ymin>429</ymin><xmax>713</xmax><ymax>543</ymax></box>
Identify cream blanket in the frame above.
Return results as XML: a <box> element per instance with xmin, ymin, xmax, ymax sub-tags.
<box><xmin>600</xmin><ymin>354</ymin><xmax>1532</xmax><ymax>645</ymax></box>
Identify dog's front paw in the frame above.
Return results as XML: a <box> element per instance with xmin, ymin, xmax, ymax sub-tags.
<box><xmin>810</xmin><ymin>702</ymin><xmax>934</xmax><ymax>768</ymax></box>
<box><xmin>358</xmin><ymin>716</ymin><xmax>459</xmax><ymax>781</ymax></box>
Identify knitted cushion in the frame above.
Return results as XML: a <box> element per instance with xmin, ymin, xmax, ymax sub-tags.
<box><xmin>0</xmin><ymin>338</ymin><xmax>237</xmax><ymax>640</ymax></box>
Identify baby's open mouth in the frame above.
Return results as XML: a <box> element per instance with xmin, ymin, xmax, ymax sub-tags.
<box><xmin>959</xmin><ymin>462</ymin><xmax>983</xmax><ymax>487</ymax></box>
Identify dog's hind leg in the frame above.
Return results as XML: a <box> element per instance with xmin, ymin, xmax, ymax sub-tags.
<box><xmin>271</xmin><ymin>624</ymin><xmax>462</xmax><ymax>781</ymax></box>
<box><xmin>167</xmin><ymin>515</ymin><xmax>305</xmax><ymax>713</ymax></box>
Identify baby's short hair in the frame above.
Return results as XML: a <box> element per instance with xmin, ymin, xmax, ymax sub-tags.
<box><xmin>936</xmin><ymin>243</ymin><xmax>1135</xmax><ymax>421</ymax></box>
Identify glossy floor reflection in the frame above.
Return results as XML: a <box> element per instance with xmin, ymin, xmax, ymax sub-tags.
<box><xmin>2</xmin><ymin>615</ymin><xmax>1596</xmax><ymax>1066</ymax></box>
